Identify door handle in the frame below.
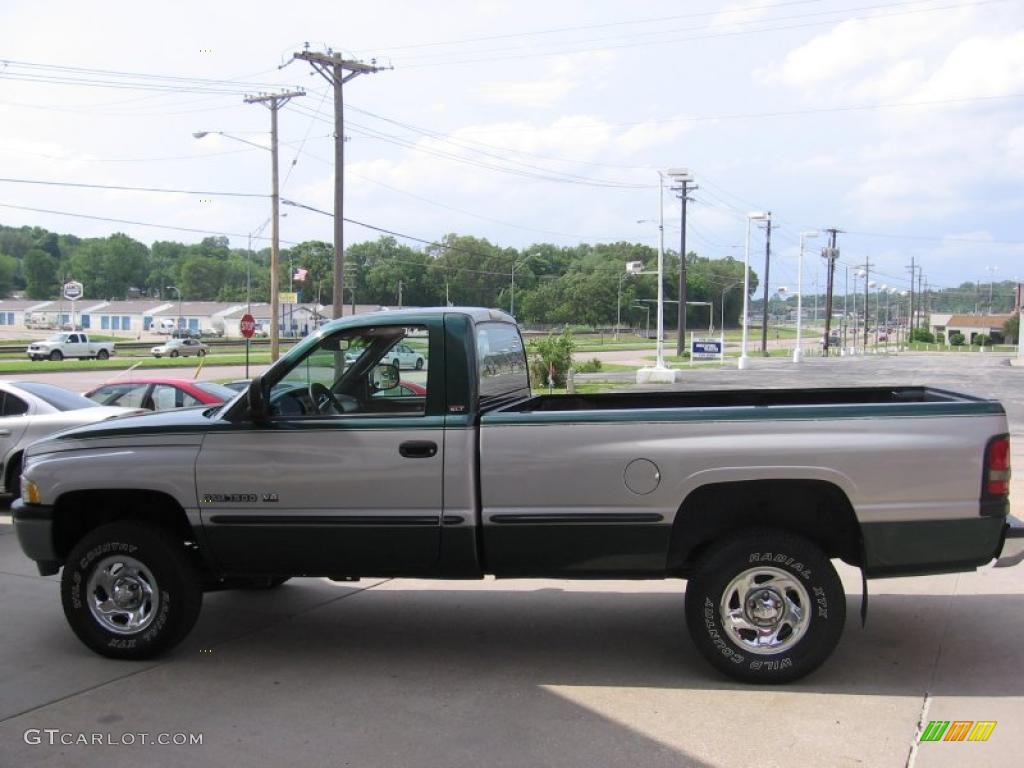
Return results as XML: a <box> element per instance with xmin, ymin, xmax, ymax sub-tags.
<box><xmin>399</xmin><ymin>440</ymin><xmax>437</xmax><ymax>459</ymax></box>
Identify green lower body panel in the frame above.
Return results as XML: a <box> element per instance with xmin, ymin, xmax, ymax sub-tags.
<box><xmin>861</xmin><ymin>517</ymin><xmax>1006</xmax><ymax>578</ymax></box>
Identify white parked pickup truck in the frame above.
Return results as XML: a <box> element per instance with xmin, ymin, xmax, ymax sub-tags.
<box><xmin>11</xmin><ymin>308</ymin><xmax>1024</xmax><ymax>683</ymax></box>
<box><xmin>26</xmin><ymin>333</ymin><xmax>116</xmax><ymax>361</ymax></box>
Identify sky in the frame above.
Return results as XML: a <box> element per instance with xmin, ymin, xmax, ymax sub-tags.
<box><xmin>1</xmin><ymin>0</ymin><xmax>1022</xmax><ymax>298</ymax></box>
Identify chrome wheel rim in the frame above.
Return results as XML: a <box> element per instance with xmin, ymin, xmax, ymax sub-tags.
<box><xmin>720</xmin><ymin>566</ymin><xmax>810</xmax><ymax>655</ymax></box>
<box><xmin>86</xmin><ymin>555</ymin><xmax>159</xmax><ymax>635</ymax></box>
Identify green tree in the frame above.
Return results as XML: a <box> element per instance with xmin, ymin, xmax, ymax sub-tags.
<box><xmin>180</xmin><ymin>255</ymin><xmax>227</xmax><ymax>300</ymax></box>
<box><xmin>23</xmin><ymin>248</ymin><xmax>58</xmax><ymax>299</ymax></box>
<box><xmin>529</xmin><ymin>329</ymin><xmax>575</xmax><ymax>387</ymax></box>
<box><xmin>1003</xmin><ymin>314</ymin><xmax>1019</xmax><ymax>344</ymax></box>
<box><xmin>70</xmin><ymin>233</ymin><xmax>148</xmax><ymax>299</ymax></box>
<box><xmin>0</xmin><ymin>252</ymin><xmax>17</xmax><ymax>297</ymax></box>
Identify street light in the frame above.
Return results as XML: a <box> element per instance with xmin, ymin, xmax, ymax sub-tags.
<box><xmin>794</xmin><ymin>230</ymin><xmax>819</xmax><ymax>363</ymax></box>
<box><xmin>717</xmin><ymin>281</ymin><xmax>742</xmax><ymax>334</ymax></box>
<box><xmin>739</xmin><ymin>211</ymin><xmax>771</xmax><ymax>370</ymax></box>
<box><xmin>631</xmin><ymin>302</ymin><xmax>652</xmax><ymax>340</ymax></box>
<box><xmin>195</xmin><ymin>129</ymin><xmax>283</xmax><ymax>362</ymax></box>
<box><xmin>636</xmin><ymin>172</ymin><xmax>685</xmax><ymax>384</ymax></box>
<box><xmin>166</xmin><ymin>285</ymin><xmax>182</xmax><ymax>332</ymax></box>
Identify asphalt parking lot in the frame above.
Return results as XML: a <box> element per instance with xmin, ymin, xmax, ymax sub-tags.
<box><xmin>0</xmin><ymin>351</ymin><xmax>1021</xmax><ymax>767</ymax></box>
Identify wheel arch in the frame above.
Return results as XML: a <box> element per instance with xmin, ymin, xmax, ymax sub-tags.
<box><xmin>51</xmin><ymin>489</ymin><xmax>203</xmax><ymax>566</ymax></box>
<box><xmin>668</xmin><ymin>479</ymin><xmax>863</xmax><ymax>575</ymax></box>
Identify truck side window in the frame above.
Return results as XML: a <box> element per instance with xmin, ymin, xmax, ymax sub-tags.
<box><xmin>273</xmin><ymin>325</ymin><xmax>429</xmax><ymax>418</ymax></box>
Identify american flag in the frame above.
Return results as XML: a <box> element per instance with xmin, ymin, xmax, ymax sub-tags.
<box><xmin>293</xmin><ymin>267</ymin><xmax>308</xmax><ymax>282</ymax></box>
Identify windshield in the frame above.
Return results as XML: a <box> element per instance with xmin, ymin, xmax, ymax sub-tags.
<box><xmin>13</xmin><ymin>382</ymin><xmax>99</xmax><ymax>411</ymax></box>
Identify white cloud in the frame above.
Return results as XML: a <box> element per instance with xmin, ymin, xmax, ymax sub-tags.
<box><xmin>712</xmin><ymin>1</ymin><xmax>771</xmax><ymax>29</ymax></box>
<box><xmin>476</xmin><ymin>79</ymin><xmax>577</xmax><ymax>108</ymax></box>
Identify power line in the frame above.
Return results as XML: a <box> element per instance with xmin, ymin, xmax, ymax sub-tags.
<box><xmin>396</xmin><ymin>0</ymin><xmax>1009</xmax><ymax>68</ymax></box>
<box><xmin>0</xmin><ymin>176</ymin><xmax>267</xmax><ymax>198</ymax></box>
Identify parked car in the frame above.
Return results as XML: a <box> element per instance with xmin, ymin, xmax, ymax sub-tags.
<box><xmin>222</xmin><ymin>380</ymin><xmax>251</xmax><ymax>393</ymax></box>
<box><xmin>151</xmin><ymin>338</ymin><xmax>209</xmax><ymax>358</ymax></box>
<box><xmin>0</xmin><ymin>380</ymin><xmax>142</xmax><ymax>493</ymax></box>
<box><xmin>26</xmin><ymin>333</ymin><xmax>116</xmax><ymax>361</ymax></box>
<box><xmin>85</xmin><ymin>378</ymin><xmax>237</xmax><ymax>412</ymax></box>
<box><xmin>344</xmin><ymin>341</ymin><xmax>424</xmax><ymax>369</ymax></box>
<box><xmin>172</xmin><ymin>328</ymin><xmax>203</xmax><ymax>340</ymax></box>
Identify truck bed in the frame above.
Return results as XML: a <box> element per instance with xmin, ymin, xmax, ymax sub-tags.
<box><xmin>493</xmin><ymin>386</ymin><xmax>999</xmax><ymax>416</ymax></box>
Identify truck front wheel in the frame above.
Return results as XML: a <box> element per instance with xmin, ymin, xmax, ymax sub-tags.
<box><xmin>49</xmin><ymin>350</ymin><xmax>63</xmax><ymax>361</ymax></box>
<box><xmin>61</xmin><ymin>521</ymin><xmax>202</xmax><ymax>660</ymax></box>
<box><xmin>684</xmin><ymin>529</ymin><xmax>845</xmax><ymax>684</ymax></box>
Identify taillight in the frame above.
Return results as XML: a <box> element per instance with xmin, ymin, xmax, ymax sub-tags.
<box><xmin>985</xmin><ymin>435</ymin><xmax>1011</xmax><ymax>497</ymax></box>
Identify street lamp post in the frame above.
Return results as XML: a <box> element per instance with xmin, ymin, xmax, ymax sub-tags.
<box><xmin>166</xmin><ymin>285</ymin><xmax>182</xmax><ymax>332</ymax></box>
<box><xmin>194</xmin><ymin>129</ymin><xmax>284</xmax><ymax>362</ymax></box>
<box><xmin>794</xmin><ymin>230</ymin><xmax>819</xmax><ymax>363</ymax></box>
<box><xmin>636</xmin><ymin>170</ymin><xmax>687</xmax><ymax>384</ymax></box>
<box><xmin>739</xmin><ymin>212</ymin><xmax>770</xmax><ymax>370</ymax></box>
<box><xmin>632</xmin><ymin>303</ymin><xmax>651</xmax><ymax>340</ymax></box>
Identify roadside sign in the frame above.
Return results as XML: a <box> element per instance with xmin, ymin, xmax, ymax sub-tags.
<box><xmin>691</xmin><ymin>337</ymin><xmax>723</xmax><ymax>360</ymax></box>
<box><xmin>63</xmin><ymin>281</ymin><xmax>83</xmax><ymax>301</ymax></box>
<box><xmin>278</xmin><ymin>291</ymin><xmax>298</xmax><ymax>304</ymax></box>
<box><xmin>239</xmin><ymin>313</ymin><xmax>256</xmax><ymax>339</ymax></box>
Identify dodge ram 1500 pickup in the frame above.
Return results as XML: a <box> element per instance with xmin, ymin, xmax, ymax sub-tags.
<box><xmin>12</xmin><ymin>308</ymin><xmax>1024</xmax><ymax>683</ymax></box>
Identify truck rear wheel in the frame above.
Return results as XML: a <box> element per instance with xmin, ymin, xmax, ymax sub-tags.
<box><xmin>97</xmin><ymin>349</ymin><xmax>109</xmax><ymax>360</ymax></box>
<box><xmin>61</xmin><ymin>521</ymin><xmax>202</xmax><ymax>660</ymax></box>
<box><xmin>684</xmin><ymin>529</ymin><xmax>845</xmax><ymax>684</ymax></box>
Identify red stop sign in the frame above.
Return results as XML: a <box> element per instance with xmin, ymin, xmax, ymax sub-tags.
<box><xmin>239</xmin><ymin>313</ymin><xmax>256</xmax><ymax>339</ymax></box>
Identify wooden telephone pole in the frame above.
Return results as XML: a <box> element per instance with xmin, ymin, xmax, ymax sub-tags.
<box><xmin>244</xmin><ymin>89</ymin><xmax>305</xmax><ymax>362</ymax></box>
<box><xmin>292</xmin><ymin>48</ymin><xmax>389</xmax><ymax>324</ymax></box>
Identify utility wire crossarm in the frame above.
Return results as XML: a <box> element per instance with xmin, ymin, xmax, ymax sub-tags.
<box><xmin>289</xmin><ymin>47</ymin><xmax>392</xmax><ymax>328</ymax></box>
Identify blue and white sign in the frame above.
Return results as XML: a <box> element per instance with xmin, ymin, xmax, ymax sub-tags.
<box><xmin>691</xmin><ymin>337</ymin><xmax>723</xmax><ymax>360</ymax></box>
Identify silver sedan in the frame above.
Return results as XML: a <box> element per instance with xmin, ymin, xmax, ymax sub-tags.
<box><xmin>0</xmin><ymin>381</ymin><xmax>142</xmax><ymax>494</ymax></box>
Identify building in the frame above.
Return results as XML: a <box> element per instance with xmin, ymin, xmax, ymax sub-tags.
<box><xmin>932</xmin><ymin>314</ymin><xmax>1013</xmax><ymax>345</ymax></box>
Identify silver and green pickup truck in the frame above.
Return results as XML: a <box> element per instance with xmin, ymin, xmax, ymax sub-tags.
<box><xmin>12</xmin><ymin>307</ymin><xmax>1023</xmax><ymax>683</ymax></box>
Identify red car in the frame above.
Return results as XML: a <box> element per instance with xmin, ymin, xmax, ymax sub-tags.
<box><xmin>85</xmin><ymin>378</ymin><xmax>238</xmax><ymax>412</ymax></box>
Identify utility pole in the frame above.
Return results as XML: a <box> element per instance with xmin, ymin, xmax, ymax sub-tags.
<box><xmin>672</xmin><ymin>177</ymin><xmax>697</xmax><ymax>356</ymax></box>
<box><xmin>917</xmin><ymin>269</ymin><xmax>925</xmax><ymax>326</ymax></box>
<box><xmin>397</xmin><ymin>279</ymin><xmax>403</xmax><ymax>309</ymax></box>
<box><xmin>861</xmin><ymin>257</ymin><xmax>874</xmax><ymax>350</ymax></box>
<box><xmin>760</xmin><ymin>213</ymin><xmax>773</xmax><ymax>355</ymax></box>
<box><xmin>244</xmin><ymin>88</ymin><xmax>305</xmax><ymax>362</ymax></box>
<box><xmin>292</xmin><ymin>47</ymin><xmax>390</xmax><ymax>326</ymax></box>
<box><xmin>821</xmin><ymin>228</ymin><xmax>841</xmax><ymax>356</ymax></box>
<box><xmin>907</xmin><ymin>257</ymin><xmax>915</xmax><ymax>337</ymax></box>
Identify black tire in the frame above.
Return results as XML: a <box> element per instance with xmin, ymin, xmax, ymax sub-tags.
<box><xmin>170</xmin><ymin>350</ymin><xmax>179</xmax><ymax>358</ymax></box>
<box><xmin>198</xmin><ymin>349</ymin><xmax>206</xmax><ymax>357</ymax></box>
<box><xmin>97</xmin><ymin>349</ymin><xmax>109</xmax><ymax>360</ymax></box>
<box><xmin>49</xmin><ymin>349</ymin><xmax>63</xmax><ymax>361</ymax></box>
<box><xmin>415</xmin><ymin>357</ymin><xmax>424</xmax><ymax>370</ymax></box>
<box><xmin>684</xmin><ymin>528</ymin><xmax>845</xmax><ymax>684</ymax></box>
<box><xmin>393</xmin><ymin>358</ymin><xmax>401</xmax><ymax>370</ymax></box>
<box><xmin>61</xmin><ymin>521</ymin><xmax>203</xmax><ymax>660</ymax></box>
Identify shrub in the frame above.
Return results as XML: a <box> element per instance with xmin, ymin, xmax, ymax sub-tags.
<box><xmin>910</xmin><ymin>328</ymin><xmax>934</xmax><ymax>344</ymax></box>
<box><xmin>974</xmin><ymin>334</ymin><xmax>992</xmax><ymax>347</ymax></box>
<box><xmin>949</xmin><ymin>332</ymin><xmax>965</xmax><ymax>346</ymax></box>
<box><xmin>574</xmin><ymin>358</ymin><xmax>603</xmax><ymax>373</ymax></box>
<box><xmin>529</xmin><ymin>329</ymin><xmax>575</xmax><ymax>387</ymax></box>
<box><xmin>936</xmin><ymin>332</ymin><xmax>945</xmax><ymax>345</ymax></box>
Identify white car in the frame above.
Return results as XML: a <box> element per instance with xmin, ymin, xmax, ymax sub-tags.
<box><xmin>385</xmin><ymin>342</ymin><xmax>425</xmax><ymax>370</ymax></box>
<box><xmin>151</xmin><ymin>338</ymin><xmax>209</xmax><ymax>358</ymax></box>
<box><xmin>0</xmin><ymin>381</ymin><xmax>142</xmax><ymax>493</ymax></box>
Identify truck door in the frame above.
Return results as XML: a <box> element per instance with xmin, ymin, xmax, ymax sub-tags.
<box><xmin>195</xmin><ymin>320</ymin><xmax>445</xmax><ymax>576</ymax></box>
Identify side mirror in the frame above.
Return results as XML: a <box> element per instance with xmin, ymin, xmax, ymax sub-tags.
<box><xmin>247</xmin><ymin>375</ymin><xmax>270</xmax><ymax>422</ymax></box>
<box><xmin>370</xmin><ymin>363</ymin><xmax>400</xmax><ymax>392</ymax></box>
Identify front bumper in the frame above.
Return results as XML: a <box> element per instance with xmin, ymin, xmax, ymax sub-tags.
<box><xmin>11</xmin><ymin>499</ymin><xmax>60</xmax><ymax>575</ymax></box>
<box><xmin>995</xmin><ymin>516</ymin><xmax>1024</xmax><ymax>568</ymax></box>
